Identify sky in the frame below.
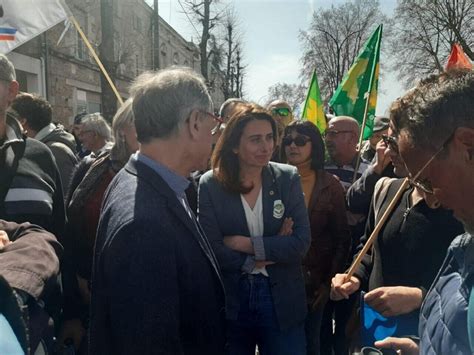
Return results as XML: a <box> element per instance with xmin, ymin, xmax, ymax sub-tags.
<box><xmin>155</xmin><ymin>0</ymin><xmax>404</xmax><ymax>115</ymax></box>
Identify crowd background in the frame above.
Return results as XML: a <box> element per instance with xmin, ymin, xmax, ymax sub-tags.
<box><xmin>0</xmin><ymin>52</ymin><xmax>473</xmax><ymax>355</ymax></box>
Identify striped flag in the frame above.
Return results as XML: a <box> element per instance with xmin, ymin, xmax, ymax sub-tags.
<box><xmin>0</xmin><ymin>0</ymin><xmax>68</xmax><ymax>54</ymax></box>
<box><xmin>302</xmin><ymin>70</ymin><xmax>327</xmax><ymax>133</ymax></box>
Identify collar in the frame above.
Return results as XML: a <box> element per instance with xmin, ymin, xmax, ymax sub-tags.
<box><xmin>34</xmin><ymin>123</ymin><xmax>56</xmax><ymax>141</ymax></box>
<box><xmin>135</xmin><ymin>152</ymin><xmax>190</xmax><ymax>196</ymax></box>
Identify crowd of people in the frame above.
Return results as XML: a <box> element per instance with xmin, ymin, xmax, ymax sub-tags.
<box><xmin>0</xmin><ymin>52</ymin><xmax>473</xmax><ymax>355</ymax></box>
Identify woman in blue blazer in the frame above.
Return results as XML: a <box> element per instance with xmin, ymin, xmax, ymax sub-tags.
<box><xmin>198</xmin><ymin>103</ymin><xmax>311</xmax><ymax>355</ymax></box>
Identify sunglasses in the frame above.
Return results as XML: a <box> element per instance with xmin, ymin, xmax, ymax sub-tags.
<box><xmin>382</xmin><ymin>134</ymin><xmax>398</xmax><ymax>152</ymax></box>
<box><xmin>282</xmin><ymin>135</ymin><xmax>311</xmax><ymax>147</ymax></box>
<box><xmin>271</xmin><ymin>107</ymin><xmax>291</xmax><ymax>117</ymax></box>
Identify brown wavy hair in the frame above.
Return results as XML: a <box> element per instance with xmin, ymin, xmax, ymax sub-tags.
<box><xmin>211</xmin><ymin>103</ymin><xmax>277</xmax><ymax>194</ymax></box>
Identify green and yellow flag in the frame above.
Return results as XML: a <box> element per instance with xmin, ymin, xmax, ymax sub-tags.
<box><xmin>329</xmin><ymin>24</ymin><xmax>382</xmax><ymax>139</ymax></box>
<box><xmin>302</xmin><ymin>70</ymin><xmax>326</xmax><ymax>133</ymax></box>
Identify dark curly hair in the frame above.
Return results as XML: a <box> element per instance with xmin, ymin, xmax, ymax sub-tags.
<box><xmin>11</xmin><ymin>93</ymin><xmax>52</xmax><ymax>132</ymax></box>
<box><xmin>390</xmin><ymin>69</ymin><xmax>474</xmax><ymax>153</ymax></box>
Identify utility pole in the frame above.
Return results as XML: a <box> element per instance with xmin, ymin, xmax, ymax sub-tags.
<box><xmin>99</xmin><ymin>0</ymin><xmax>118</xmax><ymax>121</ymax></box>
<box><xmin>152</xmin><ymin>0</ymin><xmax>160</xmax><ymax>70</ymax></box>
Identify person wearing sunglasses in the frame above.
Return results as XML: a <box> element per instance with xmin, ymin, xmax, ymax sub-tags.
<box><xmin>281</xmin><ymin>121</ymin><xmax>351</xmax><ymax>355</ymax></box>
<box><xmin>370</xmin><ymin>70</ymin><xmax>474</xmax><ymax>355</ymax></box>
<box><xmin>267</xmin><ymin>100</ymin><xmax>293</xmax><ymax>162</ymax></box>
<box><xmin>199</xmin><ymin>103</ymin><xmax>310</xmax><ymax>355</ymax></box>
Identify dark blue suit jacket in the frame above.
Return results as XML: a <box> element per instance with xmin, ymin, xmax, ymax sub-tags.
<box><xmin>198</xmin><ymin>162</ymin><xmax>311</xmax><ymax>330</ymax></box>
<box><xmin>89</xmin><ymin>157</ymin><xmax>226</xmax><ymax>354</ymax></box>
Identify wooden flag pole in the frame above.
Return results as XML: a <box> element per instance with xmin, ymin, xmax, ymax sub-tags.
<box><xmin>69</xmin><ymin>16</ymin><xmax>123</xmax><ymax>105</ymax></box>
<box><xmin>351</xmin><ymin>91</ymin><xmax>371</xmax><ymax>183</ymax></box>
<box><xmin>345</xmin><ymin>178</ymin><xmax>410</xmax><ymax>281</ymax></box>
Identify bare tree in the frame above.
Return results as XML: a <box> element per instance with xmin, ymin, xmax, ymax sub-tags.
<box><xmin>182</xmin><ymin>0</ymin><xmax>221</xmax><ymax>81</ymax></box>
<box><xmin>220</xmin><ymin>7</ymin><xmax>246</xmax><ymax>99</ymax></box>
<box><xmin>267</xmin><ymin>83</ymin><xmax>306</xmax><ymax>111</ymax></box>
<box><xmin>391</xmin><ymin>0</ymin><xmax>474</xmax><ymax>87</ymax></box>
<box><xmin>299</xmin><ymin>0</ymin><xmax>387</xmax><ymax>101</ymax></box>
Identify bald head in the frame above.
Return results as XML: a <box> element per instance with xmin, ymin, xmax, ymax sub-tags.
<box><xmin>325</xmin><ymin>116</ymin><xmax>360</xmax><ymax>165</ymax></box>
<box><xmin>328</xmin><ymin>116</ymin><xmax>360</xmax><ymax>135</ymax></box>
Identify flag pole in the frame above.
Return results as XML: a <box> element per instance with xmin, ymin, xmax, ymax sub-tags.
<box><xmin>69</xmin><ymin>16</ymin><xmax>124</xmax><ymax>105</ymax></box>
<box><xmin>351</xmin><ymin>24</ymin><xmax>382</xmax><ymax>183</ymax></box>
<box><xmin>351</xmin><ymin>91</ymin><xmax>371</xmax><ymax>183</ymax></box>
<box><xmin>345</xmin><ymin>178</ymin><xmax>410</xmax><ymax>280</ymax></box>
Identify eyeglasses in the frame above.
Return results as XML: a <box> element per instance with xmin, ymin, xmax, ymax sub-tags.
<box><xmin>323</xmin><ymin>129</ymin><xmax>353</xmax><ymax>138</ymax></box>
<box><xmin>382</xmin><ymin>134</ymin><xmax>398</xmax><ymax>153</ymax></box>
<box><xmin>271</xmin><ymin>107</ymin><xmax>291</xmax><ymax>117</ymax></box>
<box><xmin>198</xmin><ymin>110</ymin><xmax>224</xmax><ymax>136</ymax></box>
<box><xmin>282</xmin><ymin>135</ymin><xmax>311</xmax><ymax>147</ymax></box>
<box><xmin>406</xmin><ymin>132</ymin><xmax>454</xmax><ymax>194</ymax></box>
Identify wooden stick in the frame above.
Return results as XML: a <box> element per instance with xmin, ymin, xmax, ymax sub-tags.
<box><xmin>345</xmin><ymin>178</ymin><xmax>410</xmax><ymax>281</ymax></box>
<box><xmin>69</xmin><ymin>16</ymin><xmax>124</xmax><ymax>105</ymax></box>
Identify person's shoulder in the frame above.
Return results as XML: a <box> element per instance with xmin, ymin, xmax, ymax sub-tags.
<box><xmin>199</xmin><ymin>169</ymin><xmax>217</xmax><ymax>186</ymax></box>
<box><xmin>268</xmin><ymin>162</ymin><xmax>298</xmax><ymax>177</ymax></box>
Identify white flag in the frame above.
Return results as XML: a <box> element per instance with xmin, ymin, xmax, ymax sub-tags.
<box><xmin>0</xmin><ymin>0</ymin><xmax>69</xmax><ymax>54</ymax></box>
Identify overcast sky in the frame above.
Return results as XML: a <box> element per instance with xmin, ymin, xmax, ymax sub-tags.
<box><xmin>156</xmin><ymin>0</ymin><xmax>404</xmax><ymax>115</ymax></box>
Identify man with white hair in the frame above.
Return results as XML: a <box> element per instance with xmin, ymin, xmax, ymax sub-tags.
<box><xmin>89</xmin><ymin>67</ymin><xmax>225</xmax><ymax>354</ymax></box>
<box><xmin>77</xmin><ymin>112</ymin><xmax>113</xmax><ymax>158</ymax></box>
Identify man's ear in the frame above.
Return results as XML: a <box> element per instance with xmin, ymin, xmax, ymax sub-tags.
<box><xmin>453</xmin><ymin>127</ymin><xmax>474</xmax><ymax>161</ymax></box>
<box><xmin>7</xmin><ymin>81</ymin><xmax>19</xmax><ymax>103</ymax></box>
<box><xmin>186</xmin><ymin>109</ymin><xmax>201</xmax><ymax>140</ymax></box>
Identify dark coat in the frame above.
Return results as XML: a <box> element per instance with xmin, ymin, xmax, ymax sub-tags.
<box><xmin>303</xmin><ymin>170</ymin><xmax>351</xmax><ymax>309</ymax></box>
<box><xmin>89</xmin><ymin>157</ymin><xmax>226</xmax><ymax>355</ymax></box>
<box><xmin>198</xmin><ymin>162</ymin><xmax>311</xmax><ymax>331</ymax></box>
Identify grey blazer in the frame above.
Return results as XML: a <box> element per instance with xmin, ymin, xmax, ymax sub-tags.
<box><xmin>198</xmin><ymin>162</ymin><xmax>311</xmax><ymax>330</ymax></box>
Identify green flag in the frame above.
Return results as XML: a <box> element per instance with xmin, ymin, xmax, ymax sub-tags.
<box><xmin>329</xmin><ymin>24</ymin><xmax>382</xmax><ymax>139</ymax></box>
<box><xmin>302</xmin><ymin>70</ymin><xmax>327</xmax><ymax>133</ymax></box>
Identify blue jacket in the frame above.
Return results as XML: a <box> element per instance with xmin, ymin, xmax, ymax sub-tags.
<box><xmin>419</xmin><ymin>232</ymin><xmax>474</xmax><ymax>354</ymax></box>
<box><xmin>89</xmin><ymin>157</ymin><xmax>226</xmax><ymax>355</ymax></box>
<box><xmin>198</xmin><ymin>162</ymin><xmax>311</xmax><ymax>330</ymax></box>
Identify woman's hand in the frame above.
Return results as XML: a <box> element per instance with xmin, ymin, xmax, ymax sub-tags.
<box><xmin>330</xmin><ymin>273</ymin><xmax>361</xmax><ymax>300</ymax></box>
<box><xmin>278</xmin><ymin>217</ymin><xmax>293</xmax><ymax>236</ymax></box>
<box><xmin>223</xmin><ymin>235</ymin><xmax>253</xmax><ymax>254</ymax></box>
<box><xmin>364</xmin><ymin>286</ymin><xmax>423</xmax><ymax>317</ymax></box>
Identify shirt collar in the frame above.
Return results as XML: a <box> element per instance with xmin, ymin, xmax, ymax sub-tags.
<box><xmin>34</xmin><ymin>123</ymin><xmax>56</xmax><ymax>141</ymax></box>
<box><xmin>135</xmin><ymin>152</ymin><xmax>190</xmax><ymax>196</ymax></box>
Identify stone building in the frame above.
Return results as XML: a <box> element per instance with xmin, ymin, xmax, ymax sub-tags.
<box><xmin>8</xmin><ymin>0</ymin><xmax>224</xmax><ymax>127</ymax></box>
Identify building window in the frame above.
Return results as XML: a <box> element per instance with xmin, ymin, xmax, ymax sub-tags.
<box><xmin>160</xmin><ymin>43</ymin><xmax>167</xmax><ymax>67</ymax></box>
<box><xmin>183</xmin><ymin>60</ymin><xmax>189</xmax><ymax>67</ymax></box>
<box><xmin>173</xmin><ymin>52</ymin><xmax>179</xmax><ymax>65</ymax></box>
<box><xmin>132</xmin><ymin>14</ymin><xmax>142</xmax><ymax>32</ymax></box>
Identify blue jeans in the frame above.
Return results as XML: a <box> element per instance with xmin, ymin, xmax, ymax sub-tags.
<box><xmin>227</xmin><ymin>274</ymin><xmax>306</xmax><ymax>355</ymax></box>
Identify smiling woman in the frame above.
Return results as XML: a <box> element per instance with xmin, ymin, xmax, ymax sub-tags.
<box><xmin>198</xmin><ymin>103</ymin><xmax>311</xmax><ymax>355</ymax></box>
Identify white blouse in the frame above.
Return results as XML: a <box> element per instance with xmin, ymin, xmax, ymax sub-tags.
<box><xmin>240</xmin><ymin>188</ymin><xmax>268</xmax><ymax>277</ymax></box>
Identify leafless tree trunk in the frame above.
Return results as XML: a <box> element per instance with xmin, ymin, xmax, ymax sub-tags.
<box><xmin>391</xmin><ymin>0</ymin><xmax>474</xmax><ymax>87</ymax></box>
<box><xmin>299</xmin><ymin>0</ymin><xmax>387</xmax><ymax>101</ymax></box>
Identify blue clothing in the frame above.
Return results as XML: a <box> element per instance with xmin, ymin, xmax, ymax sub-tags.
<box><xmin>89</xmin><ymin>157</ymin><xmax>226</xmax><ymax>355</ymax></box>
<box><xmin>419</xmin><ymin>232</ymin><xmax>474</xmax><ymax>354</ymax></box>
<box><xmin>227</xmin><ymin>274</ymin><xmax>306</xmax><ymax>355</ymax></box>
<box><xmin>198</xmin><ymin>162</ymin><xmax>311</xmax><ymax>330</ymax></box>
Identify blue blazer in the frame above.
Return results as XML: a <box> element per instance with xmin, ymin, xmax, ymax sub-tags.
<box><xmin>198</xmin><ymin>162</ymin><xmax>311</xmax><ymax>330</ymax></box>
<box><xmin>89</xmin><ymin>157</ymin><xmax>226</xmax><ymax>355</ymax></box>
